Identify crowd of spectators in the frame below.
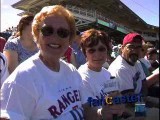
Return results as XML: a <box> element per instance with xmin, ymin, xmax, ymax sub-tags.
<box><xmin>0</xmin><ymin>5</ymin><xmax>159</xmax><ymax>120</ymax></box>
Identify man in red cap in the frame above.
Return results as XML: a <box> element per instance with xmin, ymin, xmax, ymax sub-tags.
<box><xmin>122</xmin><ymin>33</ymin><xmax>144</xmax><ymax>65</ymax></box>
<box><xmin>108</xmin><ymin>32</ymin><xmax>146</xmax><ymax>94</ymax></box>
<box><xmin>108</xmin><ymin>32</ymin><xmax>159</xmax><ymax>107</ymax></box>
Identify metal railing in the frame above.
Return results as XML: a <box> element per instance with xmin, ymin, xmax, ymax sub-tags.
<box><xmin>66</xmin><ymin>5</ymin><xmax>133</xmax><ymax>33</ymax></box>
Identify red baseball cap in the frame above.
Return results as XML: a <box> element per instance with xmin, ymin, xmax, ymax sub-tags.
<box><xmin>123</xmin><ymin>33</ymin><xmax>143</xmax><ymax>45</ymax></box>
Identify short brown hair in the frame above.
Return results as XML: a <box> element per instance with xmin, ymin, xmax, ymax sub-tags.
<box><xmin>80</xmin><ymin>29</ymin><xmax>111</xmax><ymax>56</ymax></box>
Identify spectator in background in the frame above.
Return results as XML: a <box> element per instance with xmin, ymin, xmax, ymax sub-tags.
<box><xmin>146</xmin><ymin>42</ymin><xmax>154</xmax><ymax>48</ymax></box>
<box><xmin>1</xmin><ymin>30</ymin><xmax>12</xmax><ymax>40</ymax></box>
<box><xmin>0</xmin><ymin>37</ymin><xmax>6</xmax><ymax>52</ymax></box>
<box><xmin>139</xmin><ymin>43</ymin><xmax>152</xmax><ymax>77</ymax></box>
<box><xmin>103</xmin><ymin>38</ymin><xmax>114</xmax><ymax>69</ymax></box>
<box><xmin>71</xmin><ymin>31</ymin><xmax>86</xmax><ymax>68</ymax></box>
<box><xmin>117</xmin><ymin>44</ymin><xmax>122</xmax><ymax>55</ymax></box>
<box><xmin>0</xmin><ymin>52</ymin><xmax>9</xmax><ymax>87</ymax></box>
<box><xmin>139</xmin><ymin>44</ymin><xmax>159</xmax><ymax>98</ymax></box>
<box><xmin>111</xmin><ymin>45</ymin><xmax>119</xmax><ymax>58</ymax></box>
<box><xmin>146</xmin><ymin>48</ymin><xmax>159</xmax><ymax>71</ymax></box>
<box><xmin>61</xmin><ymin>46</ymin><xmax>77</xmax><ymax>67</ymax></box>
<box><xmin>3</xmin><ymin>14</ymin><xmax>39</xmax><ymax>74</ymax></box>
<box><xmin>0</xmin><ymin>37</ymin><xmax>8</xmax><ymax>86</ymax></box>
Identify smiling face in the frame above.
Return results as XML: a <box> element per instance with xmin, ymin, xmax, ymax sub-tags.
<box><xmin>86</xmin><ymin>41</ymin><xmax>108</xmax><ymax>71</ymax></box>
<box><xmin>37</xmin><ymin>15</ymin><xmax>70</xmax><ymax>61</ymax></box>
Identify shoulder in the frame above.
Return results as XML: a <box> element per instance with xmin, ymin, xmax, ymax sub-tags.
<box><xmin>0</xmin><ymin>37</ymin><xmax>6</xmax><ymax>43</ymax></box>
<box><xmin>78</xmin><ymin>63</ymin><xmax>88</xmax><ymax>74</ymax></box>
<box><xmin>109</xmin><ymin>55</ymin><xmax>123</xmax><ymax>65</ymax></box>
<box><xmin>3</xmin><ymin>53</ymin><xmax>39</xmax><ymax>87</ymax></box>
<box><xmin>4</xmin><ymin>37</ymin><xmax>20</xmax><ymax>51</ymax></box>
<box><xmin>14</xmin><ymin>53</ymin><xmax>39</xmax><ymax>77</ymax></box>
<box><xmin>60</xmin><ymin>59</ymin><xmax>82</xmax><ymax>78</ymax></box>
<box><xmin>108</xmin><ymin>61</ymin><xmax>129</xmax><ymax>76</ymax></box>
<box><xmin>102</xmin><ymin>67</ymin><xmax>111</xmax><ymax>76</ymax></box>
<box><xmin>60</xmin><ymin>59</ymin><xmax>83</xmax><ymax>84</ymax></box>
<box><xmin>108</xmin><ymin>56</ymin><xmax>125</xmax><ymax>71</ymax></box>
<box><xmin>7</xmin><ymin>37</ymin><xmax>20</xmax><ymax>44</ymax></box>
<box><xmin>136</xmin><ymin>61</ymin><xmax>147</xmax><ymax>73</ymax></box>
<box><xmin>60</xmin><ymin>59</ymin><xmax>77</xmax><ymax>71</ymax></box>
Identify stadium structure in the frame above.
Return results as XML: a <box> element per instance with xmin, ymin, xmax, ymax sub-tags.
<box><xmin>12</xmin><ymin>0</ymin><xmax>159</xmax><ymax>47</ymax></box>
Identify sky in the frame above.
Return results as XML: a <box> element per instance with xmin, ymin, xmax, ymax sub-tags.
<box><xmin>0</xmin><ymin>0</ymin><xmax>159</xmax><ymax>32</ymax></box>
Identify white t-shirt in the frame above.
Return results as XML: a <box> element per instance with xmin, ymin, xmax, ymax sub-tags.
<box><xmin>1</xmin><ymin>53</ymin><xmax>87</xmax><ymax>120</ymax></box>
<box><xmin>78</xmin><ymin>63</ymin><xmax>119</xmax><ymax>100</ymax></box>
<box><xmin>108</xmin><ymin>55</ymin><xmax>146</xmax><ymax>94</ymax></box>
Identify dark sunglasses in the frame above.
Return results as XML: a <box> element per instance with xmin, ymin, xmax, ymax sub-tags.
<box><xmin>86</xmin><ymin>47</ymin><xmax>107</xmax><ymax>54</ymax></box>
<box><xmin>125</xmin><ymin>44</ymin><xmax>142</xmax><ymax>50</ymax></box>
<box><xmin>40</xmin><ymin>25</ymin><xmax>70</xmax><ymax>38</ymax></box>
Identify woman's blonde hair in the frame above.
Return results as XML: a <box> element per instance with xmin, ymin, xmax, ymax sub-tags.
<box><xmin>32</xmin><ymin>5</ymin><xmax>76</xmax><ymax>44</ymax></box>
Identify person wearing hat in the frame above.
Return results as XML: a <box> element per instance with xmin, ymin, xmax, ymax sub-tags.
<box><xmin>111</xmin><ymin>46</ymin><xmax>119</xmax><ymax>58</ymax></box>
<box><xmin>108</xmin><ymin>32</ymin><xmax>159</xmax><ymax>118</ymax></box>
<box><xmin>108</xmin><ymin>32</ymin><xmax>147</xmax><ymax>95</ymax></box>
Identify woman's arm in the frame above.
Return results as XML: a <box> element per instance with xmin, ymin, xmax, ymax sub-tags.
<box><xmin>146</xmin><ymin>70</ymin><xmax>159</xmax><ymax>87</ymax></box>
<box><xmin>3</xmin><ymin>50</ymin><xmax>18</xmax><ymax>74</ymax></box>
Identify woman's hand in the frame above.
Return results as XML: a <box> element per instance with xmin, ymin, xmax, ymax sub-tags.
<box><xmin>101</xmin><ymin>91</ymin><xmax>125</xmax><ymax>120</ymax></box>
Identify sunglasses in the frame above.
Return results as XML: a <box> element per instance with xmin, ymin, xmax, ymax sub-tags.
<box><xmin>125</xmin><ymin>44</ymin><xmax>142</xmax><ymax>50</ymax></box>
<box><xmin>86</xmin><ymin>47</ymin><xmax>107</xmax><ymax>54</ymax></box>
<box><xmin>40</xmin><ymin>25</ymin><xmax>70</xmax><ymax>38</ymax></box>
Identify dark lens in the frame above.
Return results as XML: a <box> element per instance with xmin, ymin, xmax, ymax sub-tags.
<box><xmin>87</xmin><ymin>49</ymin><xmax>96</xmax><ymax>54</ymax></box>
<box><xmin>57</xmin><ymin>28</ymin><xmax>70</xmax><ymax>38</ymax></box>
<box><xmin>136</xmin><ymin>45</ymin><xmax>142</xmax><ymax>49</ymax></box>
<box><xmin>127</xmin><ymin>45</ymin><xmax>134</xmax><ymax>49</ymax></box>
<box><xmin>98</xmin><ymin>47</ymin><xmax>107</xmax><ymax>52</ymax></box>
<box><xmin>41</xmin><ymin>26</ymin><xmax>54</xmax><ymax>36</ymax></box>
<box><xmin>126</xmin><ymin>45</ymin><xmax>142</xmax><ymax>49</ymax></box>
